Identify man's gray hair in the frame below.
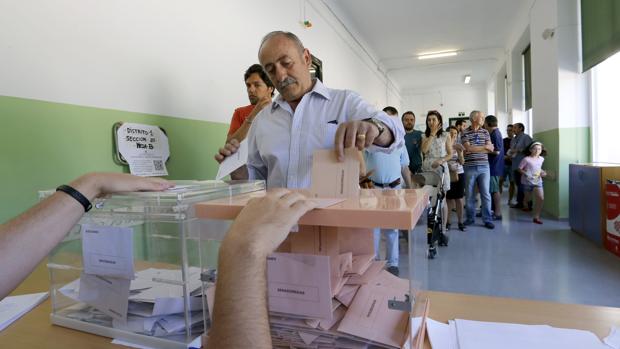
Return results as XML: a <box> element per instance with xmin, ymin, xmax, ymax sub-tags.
<box><xmin>259</xmin><ymin>31</ymin><xmax>305</xmax><ymax>55</ymax></box>
<box><xmin>469</xmin><ymin>110</ymin><xmax>482</xmax><ymax>121</ymax></box>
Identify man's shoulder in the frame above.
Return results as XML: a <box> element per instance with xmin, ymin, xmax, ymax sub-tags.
<box><xmin>234</xmin><ymin>104</ymin><xmax>254</xmax><ymax>115</ymax></box>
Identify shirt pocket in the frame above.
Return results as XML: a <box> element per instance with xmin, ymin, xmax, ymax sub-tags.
<box><xmin>323</xmin><ymin>123</ymin><xmax>339</xmax><ymax>149</ymax></box>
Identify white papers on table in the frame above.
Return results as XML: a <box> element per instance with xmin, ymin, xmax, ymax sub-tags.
<box><xmin>215</xmin><ymin>139</ymin><xmax>248</xmax><ymax>180</ymax></box>
<box><xmin>424</xmin><ymin>318</ymin><xmax>609</xmax><ymax>349</ymax></box>
<box><xmin>0</xmin><ymin>292</ymin><xmax>48</xmax><ymax>332</ymax></box>
<box><xmin>605</xmin><ymin>326</ymin><xmax>620</xmax><ymax>349</ymax></box>
<box><xmin>78</xmin><ymin>273</ymin><xmax>131</xmax><ymax>322</ymax></box>
<box><xmin>425</xmin><ymin>318</ymin><xmax>457</xmax><ymax>349</ymax></box>
<box><xmin>267</xmin><ymin>253</ymin><xmax>333</xmax><ymax>321</ymax></box>
<box><xmin>81</xmin><ymin>224</ymin><xmax>134</xmax><ymax>279</ymax></box>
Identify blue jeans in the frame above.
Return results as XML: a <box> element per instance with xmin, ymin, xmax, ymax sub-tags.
<box><xmin>374</xmin><ymin>228</ymin><xmax>399</xmax><ymax>267</ymax></box>
<box><xmin>464</xmin><ymin>165</ymin><xmax>493</xmax><ymax>224</ymax></box>
<box><xmin>373</xmin><ymin>183</ymin><xmax>401</xmax><ymax>267</ymax></box>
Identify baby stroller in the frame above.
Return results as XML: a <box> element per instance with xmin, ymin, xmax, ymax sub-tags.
<box><xmin>412</xmin><ymin>167</ymin><xmax>449</xmax><ymax>259</ymax></box>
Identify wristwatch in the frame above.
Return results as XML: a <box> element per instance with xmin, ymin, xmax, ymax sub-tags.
<box><xmin>363</xmin><ymin>117</ymin><xmax>385</xmax><ymax>136</ymax></box>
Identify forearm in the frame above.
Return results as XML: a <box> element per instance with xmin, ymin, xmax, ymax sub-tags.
<box><xmin>372</xmin><ymin>126</ymin><xmax>394</xmax><ymax>148</ymax></box>
<box><xmin>227</xmin><ymin>122</ymin><xmax>251</xmax><ymax>143</ymax></box>
<box><xmin>208</xmin><ymin>242</ymin><xmax>271</xmax><ymax>349</ymax></box>
<box><xmin>466</xmin><ymin>145</ymin><xmax>489</xmax><ymax>153</ymax></box>
<box><xmin>0</xmin><ymin>175</ymin><xmax>99</xmax><ymax>299</ymax></box>
<box><xmin>402</xmin><ymin>167</ymin><xmax>412</xmax><ymax>188</ymax></box>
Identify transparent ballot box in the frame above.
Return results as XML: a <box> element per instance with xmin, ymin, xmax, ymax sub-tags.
<box><xmin>194</xmin><ymin>188</ymin><xmax>430</xmax><ymax>348</ymax></box>
<box><xmin>42</xmin><ymin>180</ymin><xmax>265</xmax><ymax>349</ymax></box>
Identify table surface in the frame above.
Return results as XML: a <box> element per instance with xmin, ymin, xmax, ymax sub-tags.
<box><xmin>3</xmin><ymin>264</ymin><xmax>619</xmax><ymax>348</ymax></box>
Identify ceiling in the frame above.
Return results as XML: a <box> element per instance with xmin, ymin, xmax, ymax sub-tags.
<box><xmin>324</xmin><ymin>0</ymin><xmax>531</xmax><ymax>93</ymax></box>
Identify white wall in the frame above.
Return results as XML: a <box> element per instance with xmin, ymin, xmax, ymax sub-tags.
<box><xmin>0</xmin><ymin>0</ymin><xmax>401</xmax><ymax>123</ymax></box>
<box><xmin>402</xmin><ymin>84</ymin><xmax>487</xmax><ymax>130</ymax></box>
<box><xmin>530</xmin><ymin>0</ymin><xmax>560</xmax><ymax>133</ymax></box>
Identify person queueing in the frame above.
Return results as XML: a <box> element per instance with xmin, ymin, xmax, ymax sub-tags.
<box><xmin>445</xmin><ymin>126</ymin><xmax>466</xmax><ymax>231</ymax></box>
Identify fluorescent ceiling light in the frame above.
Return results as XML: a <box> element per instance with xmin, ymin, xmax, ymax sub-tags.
<box><xmin>417</xmin><ymin>51</ymin><xmax>457</xmax><ymax>60</ymax></box>
<box><xmin>464</xmin><ymin>75</ymin><xmax>471</xmax><ymax>84</ymax></box>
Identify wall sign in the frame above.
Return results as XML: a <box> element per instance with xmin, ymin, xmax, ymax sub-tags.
<box><xmin>114</xmin><ymin>122</ymin><xmax>170</xmax><ymax>177</ymax></box>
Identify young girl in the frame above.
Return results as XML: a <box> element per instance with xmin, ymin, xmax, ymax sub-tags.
<box><xmin>518</xmin><ymin>141</ymin><xmax>547</xmax><ymax>224</ymax></box>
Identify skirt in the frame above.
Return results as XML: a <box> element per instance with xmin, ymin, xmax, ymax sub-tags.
<box><xmin>446</xmin><ymin>173</ymin><xmax>465</xmax><ymax>199</ymax></box>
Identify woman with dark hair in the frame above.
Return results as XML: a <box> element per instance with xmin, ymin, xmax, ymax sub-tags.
<box><xmin>421</xmin><ymin>110</ymin><xmax>453</xmax><ymax>230</ymax></box>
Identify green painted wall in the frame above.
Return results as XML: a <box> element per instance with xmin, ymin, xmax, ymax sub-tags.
<box><xmin>533</xmin><ymin>127</ymin><xmax>591</xmax><ymax>218</ymax></box>
<box><xmin>0</xmin><ymin>95</ymin><xmax>229</xmax><ymax>224</ymax></box>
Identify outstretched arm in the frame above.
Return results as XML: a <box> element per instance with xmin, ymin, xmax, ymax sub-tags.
<box><xmin>0</xmin><ymin>173</ymin><xmax>173</xmax><ymax>300</ymax></box>
<box><xmin>207</xmin><ymin>189</ymin><xmax>317</xmax><ymax>349</ymax></box>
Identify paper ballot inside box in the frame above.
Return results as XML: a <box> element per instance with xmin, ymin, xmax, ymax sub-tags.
<box><xmin>267</xmin><ymin>253</ymin><xmax>333</xmax><ymax>321</ymax></box>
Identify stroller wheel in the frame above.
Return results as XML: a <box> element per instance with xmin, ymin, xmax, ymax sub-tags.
<box><xmin>439</xmin><ymin>232</ymin><xmax>449</xmax><ymax>247</ymax></box>
<box><xmin>427</xmin><ymin>246</ymin><xmax>437</xmax><ymax>259</ymax></box>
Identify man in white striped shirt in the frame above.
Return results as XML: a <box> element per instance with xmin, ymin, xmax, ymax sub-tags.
<box><xmin>216</xmin><ymin>31</ymin><xmax>404</xmax><ymax>189</ymax></box>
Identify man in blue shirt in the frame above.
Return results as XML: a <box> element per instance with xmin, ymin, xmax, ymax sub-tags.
<box><xmin>402</xmin><ymin>111</ymin><xmax>423</xmax><ymax>175</ymax></box>
<box><xmin>508</xmin><ymin>123</ymin><xmax>533</xmax><ymax>208</ymax></box>
<box><xmin>484</xmin><ymin>115</ymin><xmax>504</xmax><ymax>220</ymax></box>
<box><xmin>364</xmin><ymin>107</ymin><xmax>412</xmax><ymax>276</ymax></box>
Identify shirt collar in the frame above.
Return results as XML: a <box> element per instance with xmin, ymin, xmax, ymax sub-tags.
<box><xmin>271</xmin><ymin>79</ymin><xmax>331</xmax><ymax>112</ymax></box>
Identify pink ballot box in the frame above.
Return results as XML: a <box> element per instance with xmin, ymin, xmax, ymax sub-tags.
<box><xmin>196</xmin><ymin>188</ymin><xmax>430</xmax><ymax>349</ymax></box>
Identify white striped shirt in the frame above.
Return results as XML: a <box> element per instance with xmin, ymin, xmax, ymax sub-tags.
<box><xmin>246</xmin><ymin>80</ymin><xmax>405</xmax><ymax>189</ymax></box>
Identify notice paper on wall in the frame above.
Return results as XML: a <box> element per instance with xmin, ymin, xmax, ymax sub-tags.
<box><xmin>117</xmin><ymin>122</ymin><xmax>170</xmax><ymax>177</ymax></box>
<box><xmin>81</xmin><ymin>224</ymin><xmax>134</xmax><ymax>279</ymax></box>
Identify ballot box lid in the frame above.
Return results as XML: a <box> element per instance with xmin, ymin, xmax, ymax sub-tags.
<box><xmin>39</xmin><ymin>180</ymin><xmax>265</xmax><ymax>221</ymax></box>
<box><xmin>195</xmin><ymin>188</ymin><xmax>430</xmax><ymax>230</ymax></box>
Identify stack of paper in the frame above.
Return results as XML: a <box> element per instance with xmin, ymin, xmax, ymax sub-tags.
<box><xmin>424</xmin><ymin>317</ymin><xmax>610</xmax><ymax>349</ymax></box>
<box><xmin>0</xmin><ymin>292</ymin><xmax>49</xmax><ymax>332</ymax></box>
<box><xmin>266</xmin><ymin>252</ymin><xmax>411</xmax><ymax>349</ymax></box>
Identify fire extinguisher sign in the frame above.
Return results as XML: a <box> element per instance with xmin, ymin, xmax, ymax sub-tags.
<box><xmin>605</xmin><ymin>181</ymin><xmax>620</xmax><ymax>257</ymax></box>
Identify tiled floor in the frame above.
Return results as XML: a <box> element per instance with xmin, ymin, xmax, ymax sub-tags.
<box><xmin>378</xmin><ymin>192</ymin><xmax>620</xmax><ymax>308</ymax></box>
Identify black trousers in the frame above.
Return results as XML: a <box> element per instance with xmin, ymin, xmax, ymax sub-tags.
<box><xmin>513</xmin><ymin>170</ymin><xmax>525</xmax><ymax>206</ymax></box>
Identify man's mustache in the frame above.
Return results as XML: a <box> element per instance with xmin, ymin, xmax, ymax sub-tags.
<box><xmin>278</xmin><ymin>77</ymin><xmax>297</xmax><ymax>89</ymax></box>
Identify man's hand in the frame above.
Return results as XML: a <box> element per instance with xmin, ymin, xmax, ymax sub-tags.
<box><xmin>70</xmin><ymin>173</ymin><xmax>174</xmax><ymax>201</ymax></box>
<box><xmin>485</xmin><ymin>142</ymin><xmax>495</xmax><ymax>152</ymax></box>
<box><xmin>248</xmin><ymin>97</ymin><xmax>271</xmax><ymax>120</ymax></box>
<box><xmin>223</xmin><ymin>189</ymin><xmax>318</xmax><ymax>256</ymax></box>
<box><xmin>215</xmin><ymin>139</ymin><xmax>241</xmax><ymax>164</ymax></box>
<box><xmin>334</xmin><ymin>120</ymin><xmax>392</xmax><ymax>162</ymax></box>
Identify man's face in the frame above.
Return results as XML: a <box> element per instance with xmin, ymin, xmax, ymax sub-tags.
<box><xmin>259</xmin><ymin>35</ymin><xmax>312</xmax><ymax>103</ymax></box>
<box><xmin>402</xmin><ymin>114</ymin><xmax>415</xmax><ymax>131</ymax></box>
<box><xmin>457</xmin><ymin>121</ymin><xmax>467</xmax><ymax>132</ymax></box>
<box><xmin>245</xmin><ymin>73</ymin><xmax>273</xmax><ymax>105</ymax></box>
<box><xmin>471</xmin><ymin>112</ymin><xmax>483</xmax><ymax>127</ymax></box>
<box><xmin>507</xmin><ymin>126</ymin><xmax>514</xmax><ymax>137</ymax></box>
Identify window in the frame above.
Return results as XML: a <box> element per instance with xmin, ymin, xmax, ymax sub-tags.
<box><xmin>592</xmin><ymin>51</ymin><xmax>620</xmax><ymax>163</ymax></box>
<box><xmin>522</xmin><ymin>45</ymin><xmax>532</xmax><ymax>110</ymax></box>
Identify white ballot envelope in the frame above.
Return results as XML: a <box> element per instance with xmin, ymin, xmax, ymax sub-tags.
<box><xmin>267</xmin><ymin>253</ymin><xmax>332</xmax><ymax>321</ymax></box>
<box><xmin>216</xmin><ymin>139</ymin><xmax>248</xmax><ymax>180</ymax></box>
<box><xmin>78</xmin><ymin>273</ymin><xmax>130</xmax><ymax>322</ymax></box>
<box><xmin>310</xmin><ymin>148</ymin><xmax>360</xmax><ymax>198</ymax></box>
<box><xmin>81</xmin><ymin>224</ymin><xmax>134</xmax><ymax>279</ymax></box>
